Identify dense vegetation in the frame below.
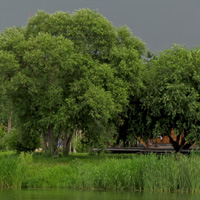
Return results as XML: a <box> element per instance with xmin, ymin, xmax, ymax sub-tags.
<box><xmin>1</xmin><ymin>9</ymin><xmax>200</xmax><ymax>154</ymax></box>
<box><xmin>1</xmin><ymin>152</ymin><xmax>200</xmax><ymax>193</ymax></box>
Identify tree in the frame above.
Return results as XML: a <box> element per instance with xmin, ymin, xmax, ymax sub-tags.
<box><xmin>25</xmin><ymin>9</ymin><xmax>145</xmax><ymax>152</ymax></box>
<box><xmin>0</xmin><ymin>27</ymin><xmax>42</xmax><ymax>152</ymax></box>
<box><xmin>24</xmin><ymin>10</ymin><xmax>131</xmax><ymax>154</ymax></box>
<box><xmin>13</xmin><ymin>32</ymin><xmax>77</xmax><ymax>155</ymax></box>
<box><xmin>110</xmin><ymin>26</ymin><xmax>146</xmax><ymax>146</ymax></box>
<box><xmin>0</xmin><ymin>27</ymin><xmax>25</xmax><ymax>135</ymax></box>
<box><xmin>132</xmin><ymin>45</ymin><xmax>200</xmax><ymax>152</ymax></box>
<box><xmin>0</xmin><ymin>9</ymin><xmax>146</xmax><ymax>155</ymax></box>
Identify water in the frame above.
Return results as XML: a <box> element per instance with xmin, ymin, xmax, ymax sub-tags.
<box><xmin>0</xmin><ymin>189</ymin><xmax>200</xmax><ymax>200</ymax></box>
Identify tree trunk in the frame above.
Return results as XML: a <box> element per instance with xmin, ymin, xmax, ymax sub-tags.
<box><xmin>169</xmin><ymin>134</ymin><xmax>190</xmax><ymax>153</ymax></box>
<box><xmin>73</xmin><ymin>129</ymin><xmax>78</xmax><ymax>153</ymax></box>
<box><xmin>182</xmin><ymin>143</ymin><xmax>192</xmax><ymax>150</ymax></box>
<box><xmin>63</xmin><ymin>131</ymin><xmax>73</xmax><ymax>155</ymax></box>
<box><xmin>41</xmin><ymin>128</ymin><xmax>48</xmax><ymax>152</ymax></box>
<box><xmin>48</xmin><ymin>125</ymin><xmax>58</xmax><ymax>155</ymax></box>
<box><xmin>7</xmin><ymin>111</ymin><xmax>13</xmax><ymax>134</ymax></box>
<box><xmin>169</xmin><ymin>135</ymin><xmax>180</xmax><ymax>152</ymax></box>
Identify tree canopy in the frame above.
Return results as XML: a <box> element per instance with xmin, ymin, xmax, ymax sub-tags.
<box><xmin>132</xmin><ymin>45</ymin><xmax>200</xmax><ymax>152</ymax></box>
<box><xmin>0</xmin><ymin>9</ymin><xmax>145</xmax><ymax>155</ymax></box>
<box><xmin>3</xmin><ymin>9</ymin><xmax>200</xmax><ymax>154</ymax></box>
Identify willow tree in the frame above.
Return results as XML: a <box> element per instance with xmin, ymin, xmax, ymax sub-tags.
<box><xmin>0</xmin><ymin>28</ymin><xmax>32</xmax><ymax>151</ymax></box>
<box><xmin>0</xmin><ymin>9</ymin><xmax>145</xmax><ymax>155</ymax></box>
<box><xmin>0</xmin><ymin>27</ymin><xmax>25</xmax><ymax>136</ymax></box>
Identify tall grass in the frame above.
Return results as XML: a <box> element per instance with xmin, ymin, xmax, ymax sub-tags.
<box><xmin>1</xmin><ymin>152</ymin><xmax>200</xmax><ymax>192</ymax></box>
<box><xmin>0</xmin><ymin>153</ymin><xmax>32</xmax><ymax>188</ymax></box>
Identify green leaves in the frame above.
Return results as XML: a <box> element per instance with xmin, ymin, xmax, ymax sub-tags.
<box><xmin>0</xmin><ymin>9</ymin><xmax>146</xmax><ymax>152</ymax></box>
<box><xmin>139</xmin><ymin>45</ymin><xmax>200</xmax><ymax>149</ymax></box>
<box><xmin>69</xmin><ymin>9</ymin><xmax>117</xmax><ymax>58</ymax></box>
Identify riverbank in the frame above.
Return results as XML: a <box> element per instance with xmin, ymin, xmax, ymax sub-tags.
<box><xmin>0</xmin><ymin>152</ymin><xmax>200</xmax><ymax>192</ymax></box>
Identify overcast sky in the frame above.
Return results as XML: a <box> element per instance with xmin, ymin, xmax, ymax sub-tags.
<box><xmin>0</xmin><ymin>0</ymin><xmax>200</xmax><ymax>52</ymax></box>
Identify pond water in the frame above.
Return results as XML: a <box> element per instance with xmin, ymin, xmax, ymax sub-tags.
<box><xmin>0</xmin><ymin>189</ymin><xmax>200</xmax><ymax>200</ymax></box>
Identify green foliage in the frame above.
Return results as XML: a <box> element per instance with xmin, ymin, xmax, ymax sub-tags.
<box><xmin>0</xmin><ymin>124</ymin><xmax>6</xmax><ymax>150</ymax></box>
<box><xmin>0</xmin><ymin>152</ymin><xmax>33</xmax><ymax>188</ymax></box>
<box><xmin>4</xmin><ymin>128</ymin><xmax>40</xmax><ymax>153</ymax></box>
<box><xmin>71</xmin><ymin>133</ymin><xmax>90</xmax><ymax>153</ymax></box>
<box><xmin>151</xmin><ymin>46</ymin><xmax>200</xmax><ymax>142</ymax></box>
<box><xmin>1</xmin><ymin>152</ymin><xmax>200</xmax><ymax>192</ymax></box>
<box><xmin>123</xmin><ymin>45</ymin><xmax>200</xmax><ymax>151</ymax></box>
<box><xmin>0</xmin><ymin>9</ymin><xmax>145</xmax><ymax>153</ymax></box>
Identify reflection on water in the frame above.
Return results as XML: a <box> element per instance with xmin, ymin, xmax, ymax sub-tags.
<box><xmin>0</xmin><ymin>189</ymin><xmax>200</xmax><ymax>200</ymax></box>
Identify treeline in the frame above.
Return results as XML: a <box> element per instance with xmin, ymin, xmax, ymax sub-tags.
<box><xmin>0</xmin><ymin>9</ymin><xmax>200</xmax><ymax>155</ymax></box>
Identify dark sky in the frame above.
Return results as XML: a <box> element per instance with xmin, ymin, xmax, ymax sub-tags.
<box><xmin>1</xmin><ymin>0</ymin><xmax>200</xmax><ymax>52</ymax></box>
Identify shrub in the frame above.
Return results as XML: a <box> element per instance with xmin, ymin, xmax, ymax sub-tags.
<box><xmin>4</xmin><ymin>128</ymin><xmax>40</xmax><ymax>152</ymax></box>
<box><xmin>0</xmin><ymin>123</ymin><xmax>6</xmax><ymax>150</ymax></box>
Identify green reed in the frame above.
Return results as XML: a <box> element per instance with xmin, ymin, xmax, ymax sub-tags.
<box><xmin>0</xmin><ymin>153</ymin><xmax>32</xmax><ymax>188</ymax></box>
<box><xmin>1</xmin><ymin>152</ymin><xmax>200</xmax><ymax>192</ymax></box>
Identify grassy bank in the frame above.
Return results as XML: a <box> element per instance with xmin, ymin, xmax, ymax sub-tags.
<box><xmin>0</xmin><ymin>152</ymin><xmax>200</xmax><ymax>192</ymax></box>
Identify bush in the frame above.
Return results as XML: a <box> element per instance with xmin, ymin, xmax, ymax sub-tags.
<box><xmin>4</xmin><ymin>128</ymin><xmax>40</xmax><ymax>152</ymax></box>
<box><xmin>0</xmin><ymin>152</ymin><xmax>33</xmax><ymax>188</ymax></box>
<box><xmin>0</xmin><ymin>123</ymin><xmax>6</xmax><ymax>150</ymax></box>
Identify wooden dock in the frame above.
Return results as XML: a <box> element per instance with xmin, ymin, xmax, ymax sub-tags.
<box><xmin>93</xmin><ymin>145</ymin><xmax>198</xmax><ymax>154</ymax></box>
